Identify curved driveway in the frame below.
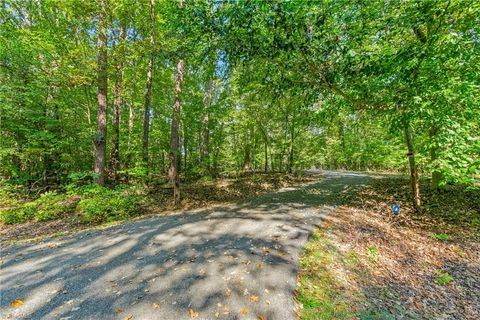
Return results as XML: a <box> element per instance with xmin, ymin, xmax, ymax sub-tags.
<box><xmin>1</xmin><ymin>171</ymin><xmax>371</xmax><ymax>320</ymax></box>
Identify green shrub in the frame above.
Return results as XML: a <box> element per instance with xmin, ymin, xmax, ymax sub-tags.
<box><xmin>77</xmin><ymin>191</ymin><xmax>140</xmax><ymax>223</ymax></box>
<box><xmin>123</xmin><ymin>166</ymin><xmax>148</xmax><ymax>179</ymax></box>
<box><xmin>0</xmin><ymin>192</ymin><xmax>69</xmax><ymax>224</ymax></box>
<box><xmin>430</xmin><ymin>233</ymin><xmax>449</xmax><ymax>241</ymax></box>
<box><xmin>68</xmin><ymin>183</ymin><xmax>109</xmax><ymax>196</ymax></box>
<box><xmin>66</xmin><ymin>171</ymin><xmax>96</xmax><ymax>189</ymax></box>
<box><xmin>1</xmin><ymin>202</ymin><xmax>36</xmax><ymax>224</ymax></box>
<box><xmin>1</xmin><ymin>183</ymin><xmax>142</xmax><ymax>225</ymax></box>
<box><xmin>199</xmin><ymin>175</ymin><xmax>214</xmax><ymax>182</ymax></box>
<box><xmin>367</xmin><ymin>245</ymin><xmax>379</xmax><ymax>263</ymax></box>
<box><xmin>435</xmin><ymin>270</ymin><xmax>454</xmax><ymax>285</ymax></box>
<box><xmin>0</xmin><ymin>181</ymin><xmax>25</xmax><ymax>209</ymax></box>
<box><xmin>1</xmin><ymin>209</ymin><xmax>19</xmax><ymax>224</ymax></box>
<box><xmin>34</xmin><ymin>193</ymin><xmax>69</xmax><ymax>221</ymax></box>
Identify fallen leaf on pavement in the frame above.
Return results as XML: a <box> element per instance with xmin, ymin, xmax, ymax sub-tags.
<box><xmin>223</xmin><ymin>304</ymin><xmax>230</xmax><ymax>314</ymax></box>
<box><xmin>11</xmin><ymin>300</ymin><xmax>24</xmax><ymax>308</ymax></box>
<box><xmin>250</xmin><ymin>295</ymin><xmax>259</xmax><ymax>303</ymax></box>
<box><xmin>188</xmin><ymin>308</ymin><xmax>199</xmax><ymax>318</ymax></box>
<box><xmin>152</xmin><ymin>303</ymin><xmax>160</xmax><ymax>309</ymax></box>
<box><xmin>259</xmin><ymin>315</ymin><xmax>266</xmax><ymax>320</ymax></box>
<box><xmin>124</xmin><ymin>315</ymin><xmax>133</xmax><ymax>320</ymax></box>
<box><xmin>241</xmin><ymin>308</ymin><xmax>248</xmax><ymax>315</ymax></box>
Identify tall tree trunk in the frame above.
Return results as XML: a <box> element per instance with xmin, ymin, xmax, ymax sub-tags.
<box><xmin>405</xmin><ymin>125</ymin><xmax>421</xmax><ymax>209</ymax></box>
<box><xmin>200</xmin><ymin>79</ymin><xmax>212</xmax><ymax>173</ymax></box>
<box><xmin>183</xmin><ymin>124</ymin><xmax>187</xmax><ymax>175</ymax></box>
<box><xmin>94</xmin><ymin>0</ymin><xmax>108</xmax><ymax>186</ymax></box>
<box><xmin>110</xmin><ymin>22</ymin><xmax>126</xmax><ymax>184</ymax></box>
<box><xmin>168</xmin><ymin>56</ymin><xmax>184</xmax><ymax>205</ymax></box>
<box><xmin>126</xmin><ymin>101</ymin><xmax>134</xmax><ymax>166</ymax></box>
<box><xmin>126</xmin><ymin>52</ymin><xmax>138</xmax><ymax>169</ymax></box>
<box><xmin>430</xmin><ymin>125</ymin><xmax>442</xmax><ymax>190</ymax></box>
<box><xmin>402</xmin><ymin>26</ymin><xmax>428</xmax><ymax>203</ymax></box>
<box><xmin>142</xmin><ymin>0</ymin><xmax>155</xmax><ymax>168</ymax></box>
<box><xmin>168</xmin><ymin>0</ymin><xmax>185</xmax><ymax>205</ymax></box>
<box><xmin>264</xmin><ymin>139</ymin><xmax>268</xmax><ymax>173</ymax></box>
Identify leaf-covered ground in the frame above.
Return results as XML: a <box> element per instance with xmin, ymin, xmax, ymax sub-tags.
<box><xmin>0</xmin><ymin>173</ymin><xmax>313</xmax><ymax>244</ymax></box>
<box><xmin>296</xmin><ymin>177</ymin><xmax>480</xmax><ymax>319</ymax></box>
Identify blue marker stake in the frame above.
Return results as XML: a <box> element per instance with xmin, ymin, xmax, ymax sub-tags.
<box><xmin>391</xmin><ymin>204</ymin><xmax>400</xmax><ymax>215</ymax></box>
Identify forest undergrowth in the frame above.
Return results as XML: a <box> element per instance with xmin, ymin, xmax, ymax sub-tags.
<box><xmin>296</xmin><ymin>177</ymin><xmax>480</xmax><ymax>320</ymax></box>
<box><xmin>0</xmin><ymin>173</ymin><xmax>313</xmax><ymax>244</ymax></box>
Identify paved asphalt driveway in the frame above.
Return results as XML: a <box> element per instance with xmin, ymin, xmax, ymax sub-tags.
<box><xmin>1</xmin><ymin>172</ymin><xmax>371</xmax><ymax>320</ymax></box>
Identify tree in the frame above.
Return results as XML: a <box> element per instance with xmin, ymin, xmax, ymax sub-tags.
<box><xmin>142</xmin><ymin>0</ymin><xmax>155</xmax><ymax>170</ymax></box>
<box><xmin>200</xmin><ymin>74</ymin><xmax>213</xmax><ymax>174</ymax></box>
<box><xmin>110</xmin><ymin>20</ymin><xmax>126</xmax><ymax>183</ymax></box>
<box><xmin>94</xmin><ymin>0</ymin><xmax>108</xmax><ymax>186</ymax></box>
<box><xmin>168</xmin><ymin>0</ymin><xmax>185</xmax><ymax>205</ymax></box>
<box><xmin>0</xmin><ymin>0</ymin><xmax>477</xmax><ymax>198</ymax></box>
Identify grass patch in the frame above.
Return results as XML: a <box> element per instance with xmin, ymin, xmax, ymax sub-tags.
<box><xmin>429</xmin><ymin>233</ymin><xmax>449</xmax><ymax>241</ymax></box>
<box><xmin>296</xmin><ymin>232</ymin><xmax>358</xmax><ymax>319</ymax></box>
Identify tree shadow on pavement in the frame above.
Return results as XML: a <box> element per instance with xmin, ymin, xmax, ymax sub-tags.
<box><xmin>0</xmin><ymin>173</ymin><xmax>372</xmax><ymax>320</ymax></box>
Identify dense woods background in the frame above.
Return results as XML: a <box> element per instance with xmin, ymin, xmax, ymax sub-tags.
<box><xmin>1</xmin><ymin>3</ymin><xmax>479</xmax><ymax>319</ymax></box>
<box><xmin>1</xmin><ymin>0</ymin><xmax>479</xmax><ymax>208</ymax></box>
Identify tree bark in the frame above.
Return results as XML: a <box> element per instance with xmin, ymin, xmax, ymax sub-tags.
<box><xmin>94</xmin><ymin>0</ymin><xmax>108</xmax><ymax>186</ymax></box>
<box><xmin>142</xmin><ymin>0</ymin><xmax>155</xmax><ymax>168</ymax></box>
<box><xmin>200</xmin><ymin>79</ymin><xmax>212</xmax><ymax>173</ymax></box>
<box><xmin>167</xmin><ymin>0</ymin><xmax>185</xmax><ymax>205</ymax></box>
<box><xmin>183</xmin><ymin>124</ymin><xmax>187</xmax><ymax>175</ymax></box>
<box><xmin>168</xmin><ymin>56</ymin><xmax>184</xmax><ymax>205</ymax></box>
<box><xmin>264</xmin><ymin>139</ymin><xmax>268</xmax><ymax>173</ymax></box>
<box><xmin>405</xmin><ymin>125</ymin><xmax>421</xmax><ymax>209</ymax></box>
<box><xmin>109</xmin><ymin>22</ymin><xmax>126</xmax><ymax>184</ymax></box>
